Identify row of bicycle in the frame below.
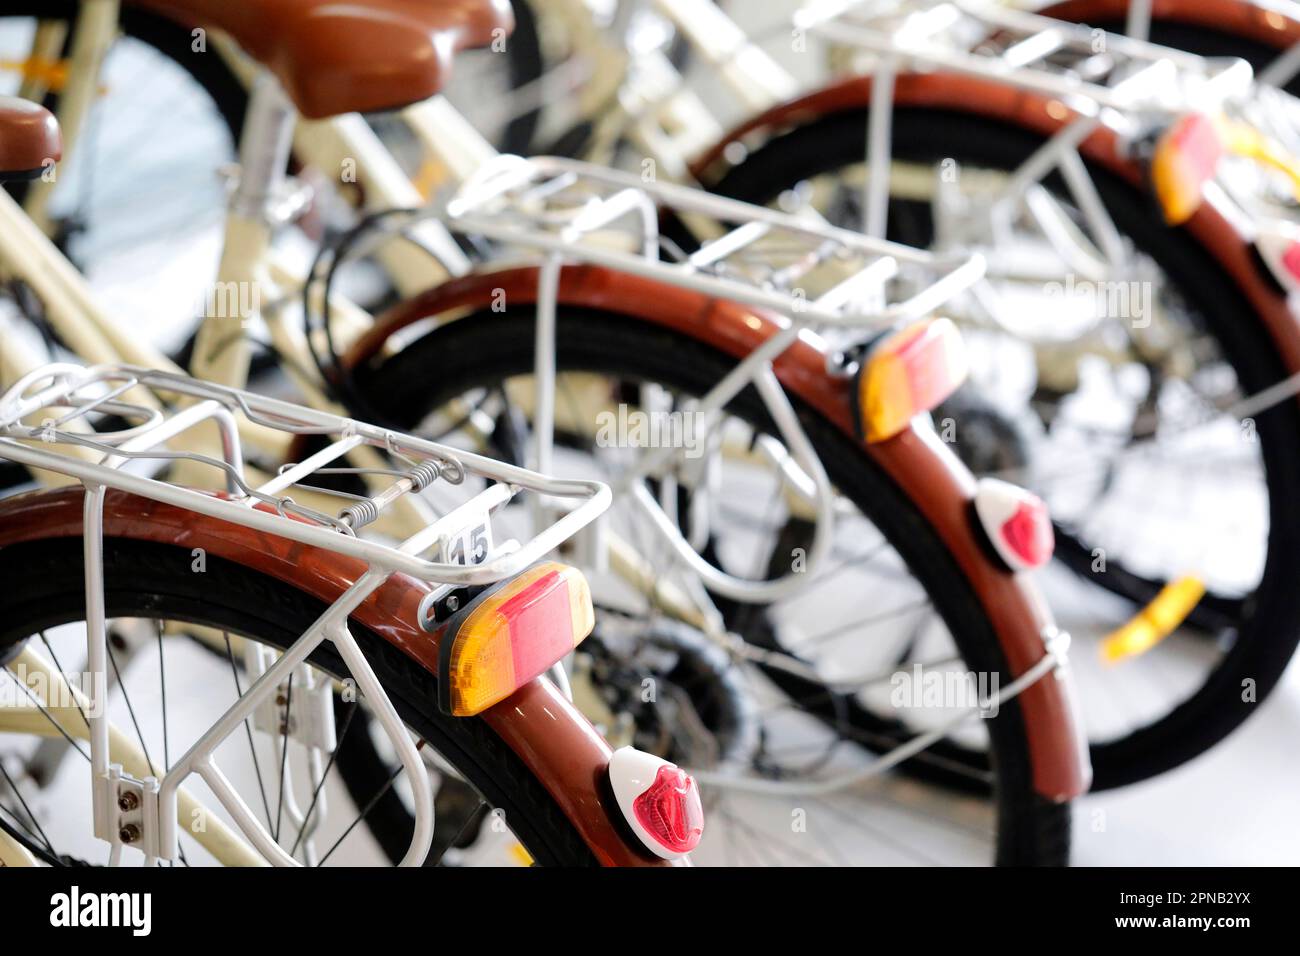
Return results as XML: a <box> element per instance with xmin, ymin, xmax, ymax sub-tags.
<box><xmin>0</xmin><ymin>0</ymin><xmax>1298</xmax><ymax>865</ymax></box>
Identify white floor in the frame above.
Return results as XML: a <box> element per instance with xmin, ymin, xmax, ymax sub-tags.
<box><xmin>1073</xmin><ymin>652</ymin><xmax>1300</xmax><ymax>865</ymax></box>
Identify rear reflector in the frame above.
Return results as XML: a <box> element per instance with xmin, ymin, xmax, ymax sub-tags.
<box><xmin>609</xmin><ymin>747</ymin><xmax>704</xmax><ymax>860</ymax></box>
<box><xmin>1255</xmin><ymin>222</ymin><xmax>1300</xmax><ymax>294</ymax></box>
<box><xmin>857</xmin><ymin>317</ymin><xmax>968</xmax><ymax>442</ymax></box>
<box><xmin>438</xmin><ymin>562</ymin><xmax>594</xmax><ymax>716</ymax></box>
<box><xmin>973</xmin><ymin>478</ymin><xmax>1054</xmax><ymax>572</ymax></box>
<box><xmin>1151</xmin><ymin>112</ymin><xmax>1222</xmax><ymax>225</ymax></box>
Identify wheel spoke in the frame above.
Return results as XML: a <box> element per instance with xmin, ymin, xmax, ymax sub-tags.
<box><xmin>316</xmin><ymin>750</ymin><xmax>415</xmax><ymax>867</ymax></box>
<box><xmin>0</xmin><ymin>761</ymin><xmax>56</xmax><ymax>857</ymax></box>
<box><xmin>2</xmin><ymin>665</ymin><xmax>90</xmax><ymax>762</ymax></box>
<box><xmin>156</xmin><ymin>621</ymin><xmax>170</xmax><ymax>774</ymax></box>
<box><xmin>37</xmin><ymin>630</ymin><xmax>91</xmax><ymax>736</ymax></box>
<box><xmin>105</xmin><ymin>641</ymin><xmax>159</xmax><ymax>778</ymax></box>
<box><xmin>428</xmin><ymin>798</ymin><xmax>490</xmax><ymax>867</ymax></box>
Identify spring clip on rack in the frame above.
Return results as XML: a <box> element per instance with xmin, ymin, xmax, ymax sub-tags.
<box><xmin>0</xmin><ymin>363</ymin><xmax>610</xmax><ymax>866</ymax></box>
<box><xmin>436</xmin><ymin>153</ymin><xmax>985</xmax><ymax>606</ymax></box>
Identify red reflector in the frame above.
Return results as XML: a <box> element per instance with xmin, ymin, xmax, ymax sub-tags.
<box><xmin>496</xmin><ymin>569</ymin><xmax>575</xmax><ymax>681</ymax></box>
<box><xmin>1282</xmin><ymin>241</ymin><xmax>1300</xmax><ymax>283</ymax></box>
<box><xmin>1001</xmin><ymin>498</ymin><xmax>1054</xmax><ymax>569</ymax></box>
<box><xmin>633</xmin><ymin>765</ymin><xmax>704</xmax><ymax>855</ymax></box>
<box><xmin>440</xmin><ymin>563</ymin><xmax>594</xmax><ymax>716</ymax></box>
<box><xmin>858</xmin><ymin>317</ymin><xmax>968</xmax><ymax>442</ymax></box>
<box><xmin>1169</xmin><ymin>113</ymin><xmax>1221</xmax><ymax>178</ymax></box>
<box><xmin>973</xmin><ymin>478</ymin><xmax>1054</xmax><ymax>572</ymax></box>
<box><xmin>1253</xmin><ymin>225</ymin><xmax>1300</xmax><ymax>294</ymax></box>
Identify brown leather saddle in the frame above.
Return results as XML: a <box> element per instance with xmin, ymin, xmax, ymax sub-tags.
<box><xmin>0</xmin><ymin>97</ymin><xmax>61</xmax><ymax>181</ymax></box>
<box><xmin>130</xmin><ymin>0</ymin><xmax>515</xmax><ymax>119</ymax></box>
<box><xmin>0</xmin><ymin>1</ymin><xmax>513</xmax><ymax>178</ymax></box>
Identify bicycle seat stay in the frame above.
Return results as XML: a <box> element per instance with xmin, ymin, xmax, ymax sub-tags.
<box><xmin>130</xmin><ymin>0</ymin><xmax>515</xmax><ymax>118</ymax></box>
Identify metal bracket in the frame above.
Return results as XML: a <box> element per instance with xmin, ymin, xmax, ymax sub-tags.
<box><xmin>99</xmin><ymin>765</ymin><xmax>163</xmax><ymax>862</ymax></box>
<box><xmin>249</xmin><ymin>654</ymin><xmax>338</xmax><ymax>755</ymax></box>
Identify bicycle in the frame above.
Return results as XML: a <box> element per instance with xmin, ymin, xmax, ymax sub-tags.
<box><xmin>0</xmin><ymin>2</ymin><xmax>1088</xmax><ymax>864</ymax></box>
<box><xmin>670</xmin><ymin>0</ymin><xmax>1300</xmax><ymax>794</ymax></box>
<box><xmin>0</xmin><ymin>94</ymin><xmax>694</xmax><ymax>864</ymax></box>
<box><xmin>38</xmin><ymin>0</ymin><xmax>1296</xmax><ymax>796</ymax></box>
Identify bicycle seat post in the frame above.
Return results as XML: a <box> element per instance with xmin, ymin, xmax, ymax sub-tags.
<box><xmin>188</xmin><ymin>72</ymin><xmax>296</xmax><ymax>390</ymax></box>
<box><xmin>228</xmin><ymin>73</ymin><xmax>297</xmax><ymax>224</ymax></box>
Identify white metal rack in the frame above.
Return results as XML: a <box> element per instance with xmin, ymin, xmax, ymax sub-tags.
<box><xmin>0</xmin><ymin>363</ymin><xmax>610</xmax><ymax>866</ymax></box>
<box><xmin>428</xmin><ymin>153</ymin><xmax>986</xmax><ymax>607</ymax></box>
<box><xmin>790</xmin><ymin>0</ymin><xmax>1272</xmax><ymax>244</ymax></box>
<box><xmin>797</xmin><ymin>0</ymin><xmax>1253</xmax><ymax>120</ymax></box>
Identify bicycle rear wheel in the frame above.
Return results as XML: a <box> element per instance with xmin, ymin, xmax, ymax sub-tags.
<box><xmin>0</xmin><ymin>535</ymin><xmax>596</xmax><ymax>866</ymax></box>
<box><xmin>706</xmin><ymin>103</ymin><xmax>1300</xmax><ymax>790</ymax></box>
<box><xmin>351</xmin><ymin>305</ymin><xmax>1072</xmax><ymax>865</ymax></box>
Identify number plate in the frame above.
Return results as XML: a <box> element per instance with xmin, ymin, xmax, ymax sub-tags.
<box><xmin>439</xmin><ymin>505</ymin><xmax>494</xmax><ymax>567</ymax></box>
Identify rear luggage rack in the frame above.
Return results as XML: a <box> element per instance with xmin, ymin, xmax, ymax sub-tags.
<box><xmin>0</xmin><ymin>363</ymin><xmax>609</xmax><ymax>585</ymax></box>
<box><xmin>797</xmin><ymin>0</ymin><xmax>1253</xmax><ymax>122</ymax></box>
<box><xmin>440</xmin><ymin>153</ymin><xmax>986</xmax><ymax>328</ymax></box>
<box><xmin>0</xmin><ymin>362</ymin><xmax>610</xmax><ymax>868</ymax></box>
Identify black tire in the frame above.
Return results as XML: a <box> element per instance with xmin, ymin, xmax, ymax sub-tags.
<box><xmin>353</xmin><ymin>307</ymin><xmax>1071</xmax><ymax>865</ymax></box>
<box><xmin>706</xmin><ymin>104</ymin><xmax>1300</xmax><ymax>790</ymax></box>
<box><xmin>0</xmin><ymin>536</ymin><xmax>598</xmax><ymax>866</ymax></box>
<box><xmin>0</xmin><ymin>1</ymin><xmax>537</xmax><ymax>373</ymax></box>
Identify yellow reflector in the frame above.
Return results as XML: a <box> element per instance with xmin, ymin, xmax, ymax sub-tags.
<box><xmin>509</xmin><ymin>842</ymin><xmax>534</xmax><ymax>866</ymax></box>
<box><xmin>1151</xmin><ymin>113</ymin><xmax>1222</xmax><ymax>225</ymax></box>
<box><xmin>1219</xmin><ymin>118</ymin><xmax>1300</xmax><ymax>203</ymax></box>
<box><xmin>440</xmin><ymin>562</ymin><xmax>594</xmax><ymax>716</ymax></box>
<box><xmin>1100</xmin><ymin>575</ymin><xmax>1206</xmax><ymax>664</ymax></box>
<box><xmin>858</xmin><ymin>317</ymin><xmax>968</xmax><ymax>442</ymax></box>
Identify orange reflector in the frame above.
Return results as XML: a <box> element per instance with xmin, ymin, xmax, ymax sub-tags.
<box><xmin>857</xmin><ymin>317</ymin><xmax>968</xmax><ymax>442</ymax></box>
<box><xmin>1</xmin><ymin>56</ymin><xmax>68</xmax><ymax>89</ymax></box>
<box><xmin>1151</xmin><ymin>113</ymin><xmax>1222</xmax><ymax>225</ymax></box>
<box><xmin>1100</xmin><ymin>575</ymin><xmax>1206</xmax><ymax>664</ymax></box>
<box><xmin>438</xmin><ymin>562</ymin><xmax>595</xmax><ymax>716</ymax></box>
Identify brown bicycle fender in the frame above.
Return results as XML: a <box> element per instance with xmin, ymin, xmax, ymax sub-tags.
<box><xmin>0</xmin><ymin>487</ymin><xmax>672</xmax><ymax>866</ymax></box>
<box><xmin>346</xmin><ymin>264</ymin><xmax>1092</xmax><ymax>800</ymax></box>
<box><xmin>1037</xmin><ymin>0</ymin><xmax>1300</xmax><ymax>50</ymax></box>
<box><xmin>689</xmin><ymin>73</ymin><xmax>1300</xmax><ymax>382</ymax></box>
